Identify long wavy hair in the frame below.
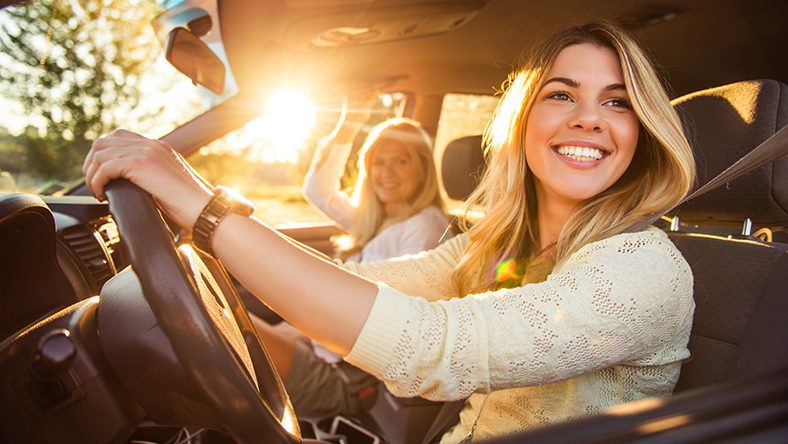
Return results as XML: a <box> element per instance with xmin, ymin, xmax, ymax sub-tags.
<box><xmin>334</xmin><ymin>118</ymin><xmax>445</xmax><ymax>258</ymax></box>
<box><xmin>453</xmin><ymin>20</ymin><xmax>695</xmax><ymax>295</ymax></box>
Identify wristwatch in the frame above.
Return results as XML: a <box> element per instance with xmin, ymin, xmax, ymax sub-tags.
<box><xmin>192</xmin><ymin>185</ymin><xmax>256</xmax><ymax>256</ymax></box>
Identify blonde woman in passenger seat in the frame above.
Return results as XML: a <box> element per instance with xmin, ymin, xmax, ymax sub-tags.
<box><xmin>84</xmin><ymin>20</ymin><xmax>697</xmax><ymax>443</ymax></box>
<box><xmin>303</xmin><ymin>102</ymin><xmax>453</xmax><ymax>262</ymax></box>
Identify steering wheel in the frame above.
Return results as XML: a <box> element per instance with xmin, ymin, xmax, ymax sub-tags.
<box><xmin>101</xmin><ymin>179</ymin><xmax>300</xmax><ymax>444</ymax></box>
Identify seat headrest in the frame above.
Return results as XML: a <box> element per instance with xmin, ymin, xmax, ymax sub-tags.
<box><xmin>441</xmin><ymin>134</ymin><xmax>484</xmax><ymax>201</ymax></box>
<box><xmin>672</xmin><ymin>79</ymin><xmax>788</xmax><ymax>227</ymax></box>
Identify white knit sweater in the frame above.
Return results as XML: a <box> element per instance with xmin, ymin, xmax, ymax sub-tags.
<box><xmin>343</xmin><ymin>226</ymin><xmax>694</xmax><ymax>443</ymax></box>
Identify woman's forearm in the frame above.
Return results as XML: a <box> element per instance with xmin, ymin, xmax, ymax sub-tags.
<box><xmin>212</xmin><ymin>212</ymin><xmax>378</xmax><ymax>356</ymax></box>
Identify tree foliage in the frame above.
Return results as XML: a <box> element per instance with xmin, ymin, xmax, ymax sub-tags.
<box><xmin>0</xmin><ymin>0</ymin><xmax>166</xmax><ymax>184</ymax></box>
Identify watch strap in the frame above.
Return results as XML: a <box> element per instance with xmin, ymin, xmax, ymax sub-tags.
<box><xmin>192</xmin><ymin>186</ymin><xmax>254</xmax><ymax>256</ymax></box>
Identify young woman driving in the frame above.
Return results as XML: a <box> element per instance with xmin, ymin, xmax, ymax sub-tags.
<box><xmin>83</xmin><ymin>20</ymin><xmax>696</xmax><ymax>443</ymax></box>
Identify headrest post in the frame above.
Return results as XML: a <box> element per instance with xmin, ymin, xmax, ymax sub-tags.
<box><xmin>742</xmin><ymin>218</ymin><xmax>753</xmax><ymax>236</ymax></box>
<box><xmin>670</xmin><ymin>216</ymin><xmax>681</xmax><ymax>232</ymax></box>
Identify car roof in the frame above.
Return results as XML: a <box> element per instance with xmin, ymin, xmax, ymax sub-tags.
<box><xmin>218</xmin><ymin>0</ymin><xmax>788</xmax><ymax>103</ymax></box>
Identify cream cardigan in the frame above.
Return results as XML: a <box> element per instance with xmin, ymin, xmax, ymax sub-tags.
<box><xmin>343</xmin><ymin>226</ymin><xmax>694</xmax><ymax>443</ymax></box>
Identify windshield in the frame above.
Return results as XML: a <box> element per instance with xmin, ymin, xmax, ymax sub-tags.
<box><xmin>0</xmin><ymin>0</ymin><xmax>496</xmax><ymax>228</ymax></box>
<box><xmin>185</xmin><ymin>91</ymin><xmax>408</xmax><ymax>225</ymax></box>
<box><xmin>0</xmin><ymin>0</ymin><xmax>212</xmax><ymax>195</ymax></box>
<box><xmin>0</xmin><ymin>0</ymin><xmax>409</xmax><ymax>226</ymax></box>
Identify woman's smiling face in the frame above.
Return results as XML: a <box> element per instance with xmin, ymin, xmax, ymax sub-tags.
<box><xmin>524</xmin><ymin>43</ymin><xmax>640</xmax><ymax>211</ymax></box>
<box><xmin>369</xmin><ymin>139</ymin><xmax>422</xmax><ymax>211</ymax></box>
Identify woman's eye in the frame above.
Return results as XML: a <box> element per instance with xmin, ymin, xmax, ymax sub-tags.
<box><xmin>546</xmin><ymin>91</ymin><xmax>572</xmax><ymax>102</ymax></box>
<box><xmin>607</xmin><ymin>98</ymin><xmax>632</xmax><ymax>110</ymax></box>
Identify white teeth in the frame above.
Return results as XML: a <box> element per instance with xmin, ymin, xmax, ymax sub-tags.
<box><xmin>556</xmin><ymin>145</ymin><xmax>604</xmax><ymax>161</ymax></box>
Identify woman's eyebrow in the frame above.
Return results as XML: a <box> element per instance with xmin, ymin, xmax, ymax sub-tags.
<box><xmin>604</xmin><ymin>83</ymin><xmax>627</xmax><ymax>92</ymax></box>
<box><xmin>543</xmin><ymin>77</ymin><xmax>578</xmax><ymax>88</ymax></box>
<box><xmin>543</xmin><ymin>77</ymin><xmax>627</xmax><ymax>93</ymax></box>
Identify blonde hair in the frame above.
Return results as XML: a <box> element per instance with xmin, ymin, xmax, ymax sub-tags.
<box><xmin>453</xmin><ymin>20</ymin><xmax>695</xmax><ymax>295</ymax></box>
<box><xmin>334</xmin><ymin>118</ymin><xmax>445</xmax><ymax>258</ymax></box>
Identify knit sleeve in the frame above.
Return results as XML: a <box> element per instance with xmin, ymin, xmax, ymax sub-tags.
<box><xmin>339</xmin><ymin>232</ymin><xmax>467</xmax><ymax>301</ymax></box>
<box><xmin>344</xmin><ymin>227</ymin><xmax>695</xmax><ymax>401</ymax></box>
<box><xmin>302</xmin><ymin>137</ymin><xmax>356</xmax><ymax>230</ymax></box>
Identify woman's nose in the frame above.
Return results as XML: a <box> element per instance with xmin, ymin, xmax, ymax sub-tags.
<box><xmin>375</xmin><ymin>163</ymin><xmax>394</xmax><ymax>177</ymax></box>
<box><xmin>569</xmin><ymin>102</ymin><xmax>605</xmax><ymax>131</ymax></box>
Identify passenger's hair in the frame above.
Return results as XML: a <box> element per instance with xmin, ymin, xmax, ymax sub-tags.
<box><xmin>334</xmin><ymin>118</ymin><xmax>444</xmax><ymax>258</ymax></box>
<box><xmin>453</xmin><ymin>20</ymin><xmax>695</xmax><ymax>294</ymax></box>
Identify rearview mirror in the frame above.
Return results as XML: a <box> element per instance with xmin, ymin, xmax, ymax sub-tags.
<box><xmin>165</xmin><ymin>27</ymin><xmax>226</xmax><ymax>95</ymax></box>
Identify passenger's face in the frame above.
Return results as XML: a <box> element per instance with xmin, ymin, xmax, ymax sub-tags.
<box><xmin>524</xmin><ymin>43</ymin><xmax>640</xmax><ymax>210</ymax></box>
<box><xmin>369</xmin><ymin>139</ymin><xmax>422</xmax><ymax>210</ymax></box>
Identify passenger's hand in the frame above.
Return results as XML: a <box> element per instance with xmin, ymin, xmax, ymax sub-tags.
<box><xmin>343</xmin><ymin>89</ymin><xmax>379</xmax><ymax>125</ymax></box>
<box><xmin>82</xmin><ymin>129</ymin><xmax>213</xmax><ymax>230</ymax></box>
<box><xmin>328</xmin><ymin>90</ymin><xmax>379</xmax><ymax>143</ymax></box>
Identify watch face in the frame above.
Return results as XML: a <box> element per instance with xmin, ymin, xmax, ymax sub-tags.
<box><xmin>217</xmin><ymin>186</ymin><xmax>256</xmax><ymax>215</ymax></box>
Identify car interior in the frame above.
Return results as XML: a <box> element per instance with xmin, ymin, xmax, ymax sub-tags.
<box><xmin>1</xmin><ymin>0</ymin><xmax>788</xmax><ymax>443</ymax></box>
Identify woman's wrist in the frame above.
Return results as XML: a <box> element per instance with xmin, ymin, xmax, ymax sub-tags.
<box><xmin>332</xmin><ymin>122</ymin><xmax>364</xmax><ymax>144</ymax></box>
<box><xmin>191</xmin><ymin>186</ymin><xmax>257</xmax><ymax>256</ymax></box>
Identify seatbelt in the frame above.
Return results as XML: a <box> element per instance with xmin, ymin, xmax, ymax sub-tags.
<box><xmin>421</xmin><ymin>400</ymin><xmax>464</xmax><ymax>444</ymax></box>
<box><xmin>421</xmin><ymin>123</ymin><xmax>788</xmax><ymax>444</ymax></box>
<box><xmin>628</xmin><ymin>123</ymin><xmax>788</xmax><ymax>233</ymax></box>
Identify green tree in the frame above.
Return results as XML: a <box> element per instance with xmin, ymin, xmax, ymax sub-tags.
<box><xmin>0</xmin><ymin>0</ymin><xmax>166</xmax><ymax>184</ymax></box>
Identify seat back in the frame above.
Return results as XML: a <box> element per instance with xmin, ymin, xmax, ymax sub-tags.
<box><xmin>669</xmin><ymin>79</ymin><xmax>788</xmax><ymax>391</ymax></box>
<box><xmin>668</xmin><ymin>234</ymin><xmax>788</xmax><ymax>391</ymax></box>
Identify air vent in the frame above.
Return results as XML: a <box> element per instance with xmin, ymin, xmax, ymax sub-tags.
<box><xmin>61</xmin><ymin>224</ymin><xmax>116</xmax><ymax>290</ymax></box>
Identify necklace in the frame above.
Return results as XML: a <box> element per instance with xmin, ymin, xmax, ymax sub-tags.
<box><xmin>457</xmin><ymin>394</ymin><xmax>488</xmax><ymax>443</ymax></box>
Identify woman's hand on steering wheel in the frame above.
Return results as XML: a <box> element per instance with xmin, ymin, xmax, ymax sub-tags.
<box><xmin>82</xmin><ymin>129</ymin><xmax>213</xmax><ymax>230</ymax></box>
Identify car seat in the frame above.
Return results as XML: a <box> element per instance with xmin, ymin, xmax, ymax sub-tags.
<box><xmin>0</xmin><ymin>193</ymin><xmax>79</xmax><ymax>343</ymax></box>
<box><xmin>668</xmin><ymin>79</ymin><xmax>788</xmax><ymax>391</ymax></box>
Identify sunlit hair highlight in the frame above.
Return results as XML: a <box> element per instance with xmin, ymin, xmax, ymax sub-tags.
<box><xmin>453</xmin><ymin>20</ymin><xmax>695</xmax><ymax>295</ymax></box>
<box><xmin>334</xmin><ymin>118</ymin><xmax>445</xmax><ymax>258</ymax></box>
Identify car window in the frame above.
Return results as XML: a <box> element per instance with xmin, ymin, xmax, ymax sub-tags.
<box><xmin>185</xmin><ymin>93</ymin><xmax>407</xmax><ymax>226</ymax></box>
<box><xmin>434</xmin><ymin>93</ymin><xmax>499</xmax><ymax>212</ymax></box>
<box><xmin>0</xmin><ymin>0</ymin><xmax>221</xmax><ymax>195</ymax></box>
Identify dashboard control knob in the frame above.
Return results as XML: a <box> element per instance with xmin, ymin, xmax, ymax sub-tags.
<box><xmin>31</xmin><ymin>329</ymin><xmax>75</xmax><ymax>381</ymax></box>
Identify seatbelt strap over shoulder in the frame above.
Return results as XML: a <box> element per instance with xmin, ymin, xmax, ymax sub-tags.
<box><xmin>421</xmin><ymin>400</ymin><xmax>464</xmax><ymax>444</ymax></box>
<box><xmin>628</xmin><ymin>123</ymin><xmax>788</xmax><ymax>233</ymax></box>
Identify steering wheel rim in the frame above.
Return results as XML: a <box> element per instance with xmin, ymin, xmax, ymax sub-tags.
<box><xmin>104</xmin><ymin>179</ymin><xmax>300</xmax><ymax>444</ymax></box>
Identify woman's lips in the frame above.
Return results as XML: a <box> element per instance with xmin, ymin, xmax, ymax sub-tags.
<box><xmin>552</xmin><ymin>144</ymin><xmax>609</xmax><ymax>168</ymax></box>
<box><xmin>555</xmin><ymin>145</ymin><xmax>606</xmax><ymax>161</ymax></box>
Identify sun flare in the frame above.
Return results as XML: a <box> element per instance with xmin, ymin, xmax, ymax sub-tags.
<box><xmin>217</xmin><ymin>90</ymin><xmax>317</xmax><ymax>164</ymax></box>
<box><xmin>254</xmin><ymin>91</ymin><xmax>316</xmax><ymax>162</ymax></box>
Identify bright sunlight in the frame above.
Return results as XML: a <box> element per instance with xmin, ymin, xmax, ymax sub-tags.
<box><xmin>199</xmin><ymin>90</ymin><xmax>317</xmax><ymax>164</ymax></box>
